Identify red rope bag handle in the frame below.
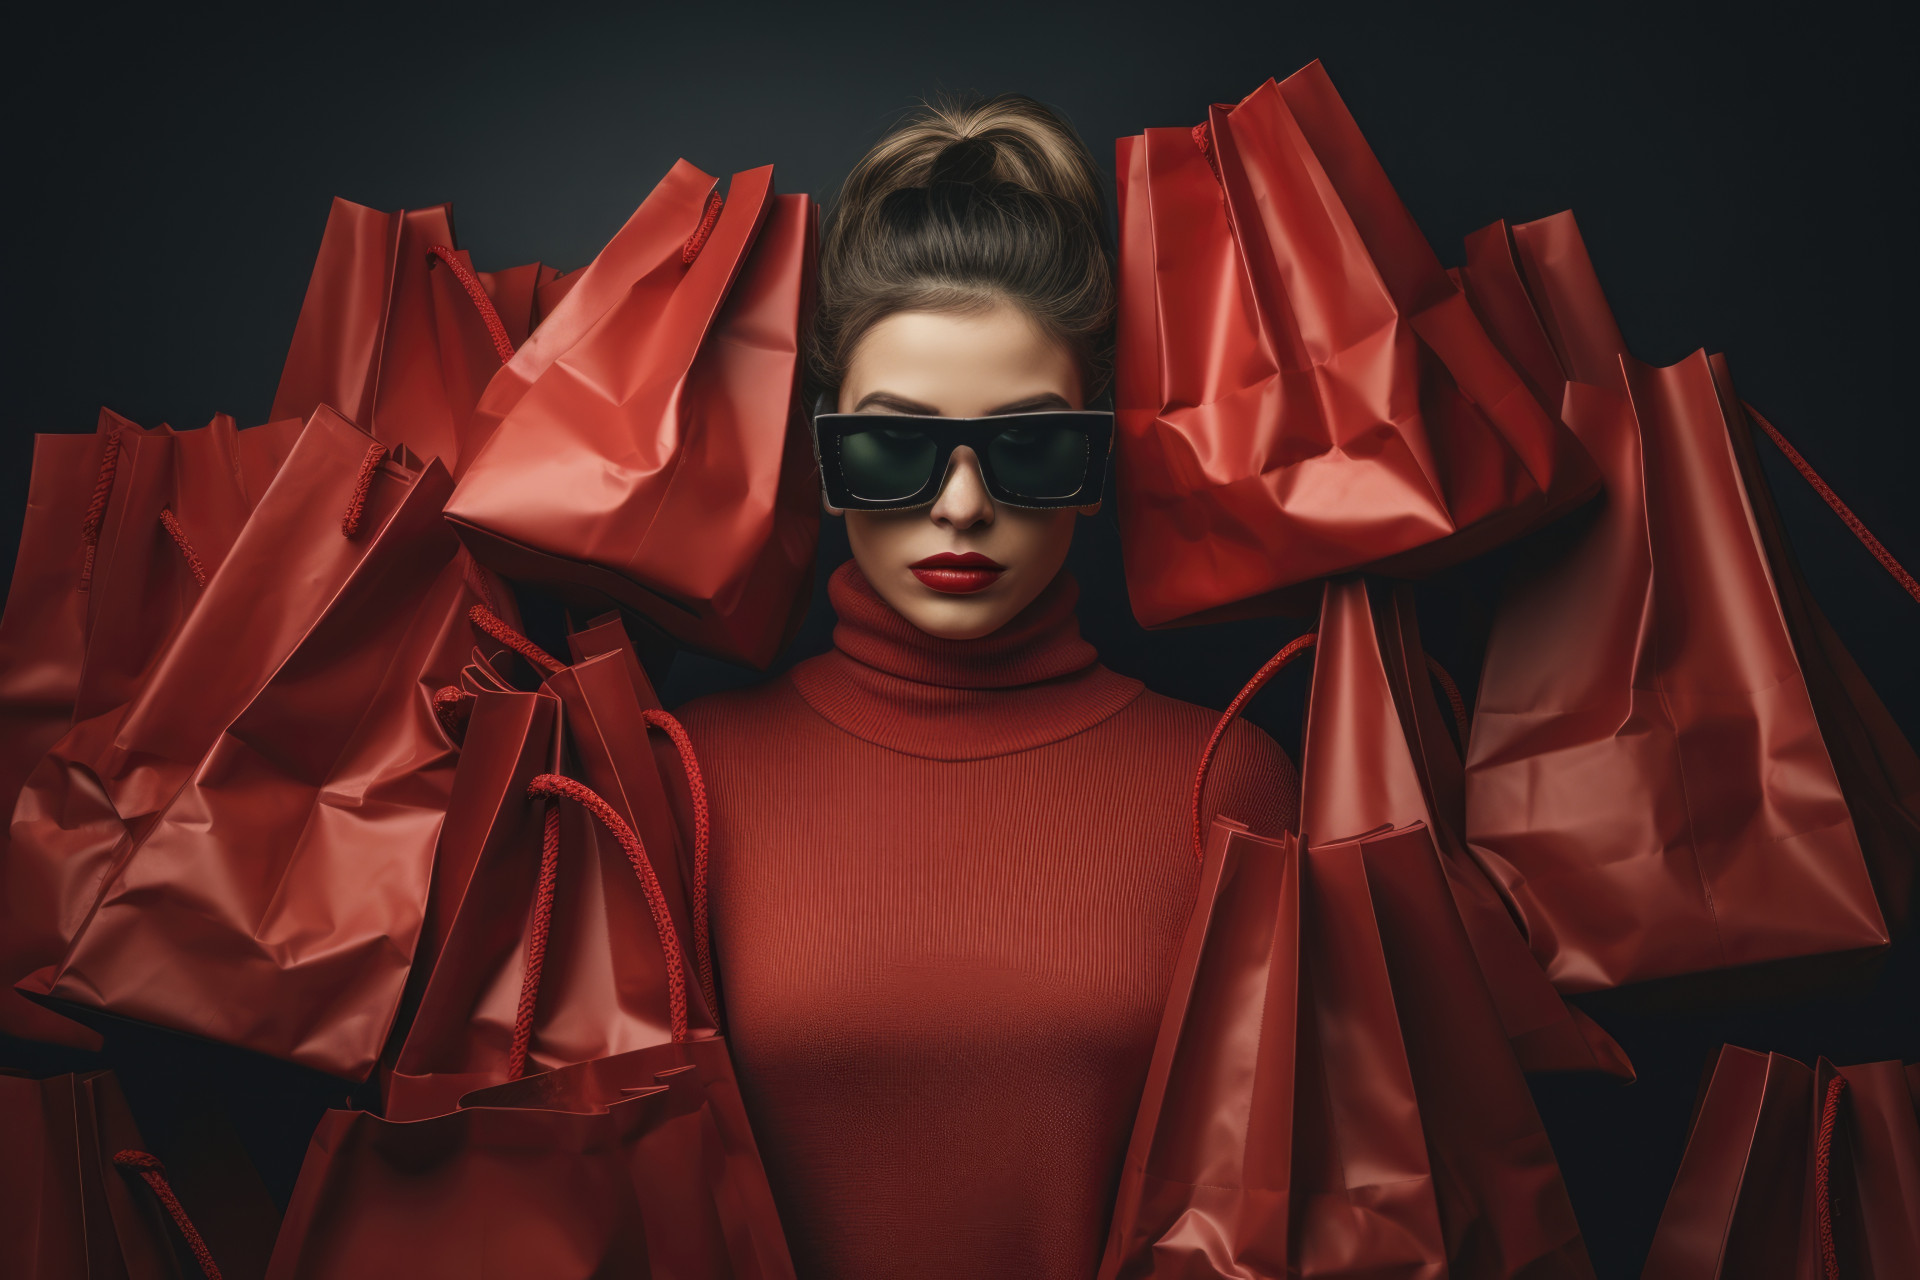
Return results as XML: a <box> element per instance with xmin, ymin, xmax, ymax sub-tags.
<box><xmin>1191</xmin><ymin>120</ymin><xmax>1223</xmax><ymax>183</ymax></box>
<box><xmin>683</xmin><ymin>193</ymin><xmax>724</xmax><ymax>264</ymax></box>
<box><xmin>1190</xmin><ymin>632</ymin><xmax>1317</xmax><ymax>861</ymax></box>
<box><xmin>159</xmin><ymin>508</ymin><xmax>209</xmax><ymax>587</ymax></box>
<box><xmin>1814</xmin><ymin>1072</ymin><xmax>1849</xmax><ymax>1280</ymax></box>
<box><xmin>1745</xmin><ymin>402</ymin><xmax>1920</xmax><ymax>606</ymax></box>
<box><xmin>451</xmin><ymin>607</ymin><xmax>712</xmax><ymax>1052</ymax></box>
<box><xmin>508</xmin><ymin>773</ymin><xmax>690</xmax><ymax>1080</ymax></box>
<box><xmin>113</xmin><ymin>1150</ymin><xmax>223</xmax><ymax>1280</ymax></box>
<box><xmin>467</xmin><ymin>604</ymin><xmax>564</xmax><ymax>675</ymax></box>
<box><xmin>426</xmin><ymin>244</ymin><xmax>517</xmax><ymax>365</ymax></box>
<box><xmin>503</xmin><ymin>800</ymin><xmax>566</xmax><ymax>1081</ymax></box>
<box><xmin>78</xmin><ymin>426</ymin><xmax>124</xmax><ymax>589</ymax></box>
<box><xmin>640</xmin><ymin>707</ymin><xmax>718</xmax><ymax>1024</ymax></box>
<box><xmin>433</xmin><ymin>685</ymin><xmax>473</xmax><ymax>738</ymax></box>
<box><xmin>340</xmin><ymin>442</ymin><xmax>389</xmax><ymax>538</ymax></box>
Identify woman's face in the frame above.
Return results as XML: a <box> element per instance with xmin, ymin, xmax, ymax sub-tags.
<box><xmin>832</xmin><ymin>303</ymin><xmax>1096</xmax><ymax>640</ymax></box>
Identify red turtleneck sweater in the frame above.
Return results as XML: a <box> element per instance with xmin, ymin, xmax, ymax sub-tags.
<box><xmin>675</xmin><ymin>562</ymin><xmax>1298</xmax><ymax>1280</ymax></box>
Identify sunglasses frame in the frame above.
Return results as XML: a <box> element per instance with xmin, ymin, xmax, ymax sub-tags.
<box><xmin>809</xmin><ymin>408</ymin><xmax>1115</xmax><ymax>511</ymax></box>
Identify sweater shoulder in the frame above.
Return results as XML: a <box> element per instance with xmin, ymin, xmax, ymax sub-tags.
<box><xmin>1114</xmin><ymin>687</ymin><xmax>1299</xmax><ymax>839</ymax></box>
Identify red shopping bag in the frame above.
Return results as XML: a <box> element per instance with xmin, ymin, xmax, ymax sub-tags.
<box><xmin>388</xmin><ymin>630</ymin><xmax>717</xmax><ymax>1117</ymax></box>
<box><xmin>459</xmin><ymin>1038</ymin><xmax>795</xmax><ymax>1280</ymax></box>
<box><xmin>534</xmin><ymin>264</ymin><xmax>585</xmax><ymax>325</ymax></box>
<box><xmin>446</xmin><ymin>164</ymin><xmax>820</xmax><ymax>668</ymax></box>
<box><xmin>454</xmin><ymin>163</ymin><xmax>724</xmax><ymax>457</ymax></box>
<box><xmin>2</xmin><ymin>411</ymin><xmax>298</xmax><ymax>1046</ymax></box>
<box><xmin>1</xmin><ymin>414</ymin><xmax>134</xmax><ymax>804</ymax></box>
<box><xmin>1187</xmin><ymin>578</ymin><xmax>1627</xmax><ymax>1076</ymax></box>
<box><xmin>68</xmin><ymin>412</ymin><xmax>303</xmax><ymax>725</ymax></box>
<box><xmin>0</xmin><ymin>1069</ymin><xmax>278</xmax><ymax>1280</ymax></box>
<box><xmin>1320</xmin><ymin>578</ymin><xmax>1627</xmax><ymax>1075</ymax></box>
<box><xmin>1101</xmin><ymin>577</ymin><xmax>1600</xmax><ymax>1278</ymax></box>
<box><xmin>269</xmin><ymin>730</ymin><xmax>792</xmax><ymax>1279</ymax></box>
<box><xmin>1718</xmin><ymin>385</ymin><xmax>1920</xmax><ymax>933</ymax></box>
<box><xmin>475</xmin><ymin>260</ymin><xmax>561</xmax><ymax>350</ymax></box>
<box><xmin>1459</xmin><ymin>214</ymin><xmax>1893</xmax><ymax>992</ymax></box>
<box><xmin>1100</xmin><ymin>819</ymin><xmax>1594</xmax><ymax>1279</ymax></box>
<box><xmin>562</xmin><ymin>611</ymin><xmax>718</xmax><ymax>1015</ymax></box>
<box><xmin>271</xmin><ymin>198</ymin><xmax>528</xmax><ymax>473</ymax></box>
<box><xmin>1</xmin><ymin>413</ymin><xmax>136</xmax><ymax>1047</ymax></box>
<box><xmin>269</xmin><ymin>1098</ymin><xmax>662</xmax><ymax>1279</ymax></box>
<box><xmin>18</xmin><ymin>408</ymin><xmax>504</xmax><ymax>1079</ymax></box>
<box><xmin>1642</xmin><ymin>1046</ymin><xmax>1920</xmax><ymax>1279</ymax></box>
<box><xmin>1113</xmin><ymin>62</ymin><xmax>1595</xmax><ymax>629</ymax></box>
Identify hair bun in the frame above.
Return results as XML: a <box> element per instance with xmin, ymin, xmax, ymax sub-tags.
<box><xmin>815</xmin><ymin>94</ymin><xmax>1116</xmax><ymax>401</ymax></box>
<box><xmin>928</xmin><ymin>135</ymin><xmax>999</xmax><ymax>190</ymax></box>
<box><xmin>831</xmin><ymin>94</ymin><xmax>1107</xmax><ymax>235</ymax></box>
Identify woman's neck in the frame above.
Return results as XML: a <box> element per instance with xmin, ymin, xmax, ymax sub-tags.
<box><xmin>828</xmin><ymin>559</ymin><xmax>1098</xmax><ymax>689</ymax></box>
<box><xmin>786</xmin><ymin>559</ymin><xmax>1141</xmax><ymax>761</ymax></box>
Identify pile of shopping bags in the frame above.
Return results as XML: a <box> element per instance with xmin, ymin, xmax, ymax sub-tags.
<box><xmin>1</xmin><ymin>160</ymin><xmax>816</xmax><ymax>1278</ymax></box>
<box><xmin>1104</xmin><ymin>59</ymin><xmax>1918</xmax><ymax>1276</ymax></box>
<box><xmin>1</xmin><ymin>54</ymin><xmax>1913</xmax><ymax>1278</ymax></box>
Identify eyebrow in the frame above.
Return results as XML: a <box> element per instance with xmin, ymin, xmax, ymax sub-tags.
<box><xmin>850</xmin><ymin>391</ymin><xmax>1074</xmax><ymax>415</ymax></box>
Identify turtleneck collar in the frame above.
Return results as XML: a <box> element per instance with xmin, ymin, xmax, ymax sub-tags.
<box><xmin>788</xmin><ymin>560</ymin><xmax>1142</xmax><ymax>761</ymax></box>
<box><xmin>827</xmin><ymin>558</ymin><xmax>1099</xmax><ymax>688</ymax></box>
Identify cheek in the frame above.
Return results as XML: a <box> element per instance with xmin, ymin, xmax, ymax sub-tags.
<box><xmin>842</xmin><ymin>510</ymin><xmax>916</xmax><ymax>558</ymax></box>
<box><xmin>1000</xmin><ymin>508</ymin><xmax>1079</xmax><ymax>564</ymax></box>
<box><xmin>842</xmin><ymin>507</ymin><xmax>1077</xmax><ymax>568</ymax></box>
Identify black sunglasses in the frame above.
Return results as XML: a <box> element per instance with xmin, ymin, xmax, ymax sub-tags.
<box><xmin>811</xmin><ymin>407</ymin><xmax>1114</xmax><ymax>511</ymax></box>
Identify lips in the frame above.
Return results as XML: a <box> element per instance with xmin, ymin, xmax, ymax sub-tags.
<box><xmin>910</xmin><ymin>551</ymin><xmax>1005</xmax><ymax>595</ymax></box>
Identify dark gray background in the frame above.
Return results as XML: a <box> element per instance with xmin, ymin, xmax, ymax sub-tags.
<box><xmin>4</xmin><ymin>2</ymin><xmax>1915</xmax><ymax>1274</ymax></box>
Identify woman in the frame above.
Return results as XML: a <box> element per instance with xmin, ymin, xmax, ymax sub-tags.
<box><xmin>676</xmin><ymin>97</ymin><xmax>1299</xmax><ymax>1279</ymax></box>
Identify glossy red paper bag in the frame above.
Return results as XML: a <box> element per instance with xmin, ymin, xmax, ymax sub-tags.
<box><xmin>387</xmin><ymin>642</ymin><xmax>716</xmax><ymax>1118</ymax></box>
<box><xmin>1100</xmin><ymin>819</ymin><xmax>1593</xmax><ymax>1279</ymax></box>
<box><xmin>271</xmin><ymin>743</ymin><xmax>744</xmax><ymax>1278</ymax></box>
<box><xmin>0</xmin><ymin>415</ymin><xmax>133</xmax><ymax>810</ymax></box>
<box><xmin>1459</xmin><ymin>215</ymin><xmax>1889</xmax><ymax>991</ymax></box>
<box><xmin>0</xmin><ymin>1070</ymin><xmax>274</xmax><ymax>1280</ymax></box>
<box><xmin>1305</xmin><ymin>577</ymin><xmax>1628</xmax><ymax>1077</ymax></box>
<box><xmin>1180</xmin><ymin>577</ymin><xmax>1624</xmax><ymax>1075</ymax></box>
<box><xmin>460</xmin><ymin>1038</ymin><xmax>797</xmax><ymax>1280</ymax></box>
<box><xmin>562</xmin><ymin>612</ymin><xmax>719</xmax><ymax>1014</ymax></box>
<box><xmin>0</xmin><ymin>407</ymin><xmax>294</xmax><ymax>846</ymax></box>
<box><xmin>1717</xmin><ymin>381</ymin><xmax>1920</xmax><ymax>933</ymax></box>
<box><xmin>276</xmin><ymin>668</ymin><xmax>790</xmax><ymax>1279</ymax></box>
<box><xmin>1113</xmin><ymin>63</ymin><xmax>1594</xmax><ymax>629</ymax></box>
<box><xmin>455</xmin><ymin>163</ymin><xmax>723</xmax><ymax>458</ymax></box>
<box><xmin>1641</xmin><ymin>1046</ymin><xmax>1920</xmax><ymax>1279</ymax></box>
<box><xmin>20</xmin><ymin>409</ymin><xmax>501</xmax><ymax>1078</ymax></box>
<box><xmin>382</xmin><ymin>675</ymin><xmax>568</xmax><ymax>1116</ymax></box>
<box><xmin>268</xmin><ymin>1097</ymin><xmax>662</xmax><ymax>1280</ymax></box>
<box><xmin>2</xmin><ymin>412</ymin><xmax>298</xmax><ymax>1046</ymax></box>
<box><xmin>0</xmin><ymin>415</ymin><xmax>135</xmax><ymax>1047</ymax></box>
<box><xmin>446</xmin><ymin>165</ymin><xmax>820</xmax><ymax>668</ymax></box>
<box><xmin>476</xmin><ymin>260</ymin><xmax>560</xmax><ymax>350</ymax></box>
<box><xmin>271</xmin><ymin>198</ymin><xmax>524</xmax><ymax>473</ymax></box>
<box><xmin>1102</xmin><ymin>577</ymin><xmax>1598</xmax><ymax>1277</ymax></box>
<box><xmin>64</xmin><ymin>413</ymin><xmax>302</xmax><ymax>726</ymax></box>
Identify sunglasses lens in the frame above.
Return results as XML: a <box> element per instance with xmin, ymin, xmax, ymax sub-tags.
<box><xmin>986</xmin><ymin>424</ymin><xmax>1090</xmax><ymax>499</ymax></box>
<box><xmin>840</xmin><ymin>426</ymin><xmax>940</xmax><ymax>502</ymax></box>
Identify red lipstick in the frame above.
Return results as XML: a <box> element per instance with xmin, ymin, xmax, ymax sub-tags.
<box><xmin>909</xmin><ymin>551</ymin><xmax>1005</xmax><ymax>594</ymax></box>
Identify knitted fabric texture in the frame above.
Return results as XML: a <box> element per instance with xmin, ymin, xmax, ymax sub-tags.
<box><xmin>672</xmin><ymin>559</ymin><xmax>1299</xmax><ymax>1280</ymax></box>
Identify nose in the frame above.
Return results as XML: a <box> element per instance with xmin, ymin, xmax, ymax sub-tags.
<box><xmin>928</xmin><ymin>446</ymin><xmax>995</xmax><ymax>531</ymax></box>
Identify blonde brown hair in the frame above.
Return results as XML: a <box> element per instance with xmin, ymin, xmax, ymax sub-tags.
<box><xmin>813</xmin><ymin>95</ymin><xmax>1115</xmax><ymax>400</ymax></box>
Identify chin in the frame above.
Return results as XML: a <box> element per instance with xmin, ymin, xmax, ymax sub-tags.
<box><xmin>902</xmin><ymin>602</ymin><xmax>1021</xmax><ymax>640</ymax></box>
<box><xmin>898</xmin><ymin>593</ymin><xmax>1021</xmax><ymax>641</ymax></box>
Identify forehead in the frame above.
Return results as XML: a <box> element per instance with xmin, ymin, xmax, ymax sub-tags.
<box><xmin>840</xmin><ymin>304</ymin><xmax>1081</xmax><ymax>415</ymax></box>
